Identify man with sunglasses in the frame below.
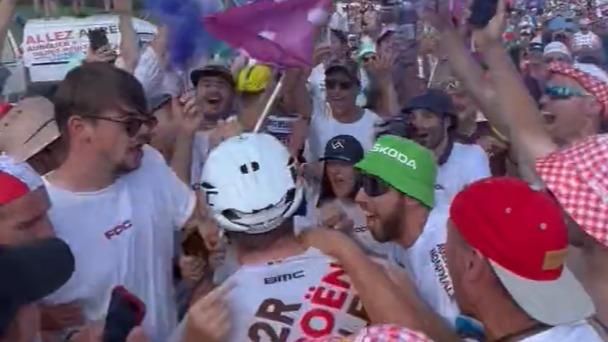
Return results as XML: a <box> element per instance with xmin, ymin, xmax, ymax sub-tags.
<box><xmin>40</xmin><ymin>63</ymin><xmax>197</xmax><ymax>342</ymax></box>
<box><xmin>540</xmin><ymin>61</ymin><xmax>608</xmax><ymax>146</ymax></box>
<box><xmin>354</xmin><ymin>135</ymin><xmax>472</xmax><ymax>337</ymax></box>
<box><xmin>305</xmin><ymin>59</ymin><xmax>382</xmax><ymax>163</ymax></box>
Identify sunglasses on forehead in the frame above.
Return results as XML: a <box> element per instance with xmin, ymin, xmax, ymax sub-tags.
<box><xmin>359</xmin><ymin>173</ymin><xmax>391</xmax><ymax>197</ymax></box>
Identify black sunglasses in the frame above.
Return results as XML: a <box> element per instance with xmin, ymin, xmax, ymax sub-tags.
<box><xmin>360</xmin><ymin>173</ymin><xmax>391</xmax><ymax>197</ymax></box>
<box><xmin>325</xmin><ymin>79</ymin><xmax>353</xmax><ymax>90</ymax></box>
<box><xmin>88</xmin><ymin>115</ymin><xmax>158</xmax><ymax>137</ymax></box>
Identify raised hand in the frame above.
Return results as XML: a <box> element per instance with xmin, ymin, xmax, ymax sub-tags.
<box><xmin>363</xmin><ymin>49</ymin><xmax>397</xmax><ymax>82</ymax></box>
<box><xmin>112</xmin><ymin>0</ymin><xmax>132</xmax><ymax>14</ymax></box>
<box><xmin>319</xmin><ymin>200</ymin><xmax>354</xmax><ymax>233</ymax></box>
<box><xmin>179</xmin><ymin>255</ymin><xmax>207</xmax><ymax>283</ymax></box>
<box><xmin>176</xmin><ymin>92</ymin><xmax>204</xmax><ymax>134</ymax></box>
<box><xmin>209</xmin><ymin>117</ymin><xmax>243</xmax><ymax>148</ymax></box>
<box><xmin>298</xmin><ymin>227</ymin><xmax>358</xmax><ymax>258</ymax></box>
<box><xmin>420</xmin><ymin>0</ymin><xmax>456</xmax><ymax>33</ymax></box>
<box><xmin>183</xmin><ymin>281</ymin><xmax>234</xmax><ymax>342</ymax></box>
<box><xmin>472</xmin><ymin>0</ymin><xmax>508</xmax><ymax>50</ymax></box>
<box><xmin>85</xmin><ymin>45</ymin><xmax>117</xmax><ymax>64</ymax></box>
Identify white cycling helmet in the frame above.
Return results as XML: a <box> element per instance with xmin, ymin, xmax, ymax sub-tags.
<box><xmin>200</xmin><ymin>133</ymin><xmax>304</xmax><ymax>234</ymax></box>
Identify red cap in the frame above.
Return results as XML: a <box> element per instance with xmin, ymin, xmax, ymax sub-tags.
<box><xmin>0</xmin><ymin>172</ymin><xmax>30</xmax><ymax>205</ymax></box>
<box><xmin>0</xmin><ymin>155</ymin><xmax>43</xmax><ymax>205</ymax></box>
<box><xmin>451</xmin><ymin>177</ymin><xmax>567</xmax><ymax>281</ymax></box>
<box><xmin>450</xmin><ymin>177</ymin><xmax>594</xmax><ymax>325</ymax></box>
<box><xmin>0</xmin><ymin>102</ymin><xmax>11</xmax><ymax>120</ymax></box>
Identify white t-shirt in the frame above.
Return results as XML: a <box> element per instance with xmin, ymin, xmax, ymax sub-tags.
<box><xmin>226</xmin><ymin>248</ymin><xmax>370</xmax><ymax>341</ymax></box>
<box><xmin>521</xmin><ymin>320</ymin><xmax>603</xmax><ymax>341</ymax></box>
<box><xmin>387</xmin><ymin>208</ymin><xmax>461</xmax><ymax>328</ymax></box>
<box><xmin>190</xmin><ymin>130</ymin><xmax>212</xmax><ymax>188</ymax></box>
<box><xmin>435</xmin><ymin>143</ymin><xmax>491</xmax><ymax>209</ymax></box>
<box><xmin>307</xmin><ymin>64</ymin><xmax>370</xmax><ymax>117</ymax></box>
<box><xmin>572</xmin><ymin>31</ymin><xmax>602</xmax><ymax>50</ymax></box>
<box><xmin>134</xmin><ymin>47</ymin><xmax>182</xmax><ymax>99</ymax></box>
<box><xmin>169</xmin><ymin>248</ymin><xmax>370</xmax><ymax>342</ymax></box>
<box><xmin>304</xmin><ymin>108</ymin><xmax>382</xmax><ymax>162</ymax></box>
<box><xmin>43</xmin><ymin>146</ymin><xmax>196</xmax><ymax>342</ymax></box>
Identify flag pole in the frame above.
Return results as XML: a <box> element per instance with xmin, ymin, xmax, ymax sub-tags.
<box><xmin>253</xmin><ymin>72</ymin><xmax>286</xmax><ymax>133</ymax></box>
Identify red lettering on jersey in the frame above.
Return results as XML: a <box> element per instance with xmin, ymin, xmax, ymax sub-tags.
<box><xmin>300</xmin><ymin>308</ymin><xmax>334</xmax><ymax>338</ymax></box>
<box><xmin>321</xmin><ymin>264</ymin><xmax>350</xmax><ymax>290</ymax></box>
<box><xmin>310</xmin><ymin>286</ymin><xmax>347</xmax><ymax>310</ymax></box>
<box><xmin>104</xmin><ymin>220</ymin><xmax>133</xmax><ymax>240</ymax></box>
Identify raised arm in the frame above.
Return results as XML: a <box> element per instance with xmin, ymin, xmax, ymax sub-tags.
<box><xmin>300</xmin><ymin>229</ymin><xmax>459</xmax><ymax>342</ymax></box>
<box><xmin>423</xmin><ymin>6</ymin><xmax>508</xmax><ymax>136</ymax></box>
<box><xmin>115</xmin><ymin>0</ymin><xmax>139</xmax><ymax>73</ymax></box>
<box><xmin>365</xmin><ymin>49</ymin><xmax>401</xmax><ymax>118</ymax></box>
<box><xmin>0</xmin><ymin>0</ymin><xmax>17</xmax><ymax>57</ymax></box>
<box><xmin>474</xmin><ymin>0</ymin><xmax>557</xmax><ymax>165</ymax></box>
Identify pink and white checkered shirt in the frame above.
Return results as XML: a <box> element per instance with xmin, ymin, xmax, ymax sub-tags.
<box><xmin>535</xmin><ymin>134</ymin><xmax>608</xmax><ymax>247</ymax></box>
<box><xmin>297</xmin><ymin>325</ymin><xmax>433</xmax><ymax>342</ymax></box>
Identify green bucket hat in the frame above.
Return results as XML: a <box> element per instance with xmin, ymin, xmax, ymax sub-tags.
<box><xmin>355</xmin><ymin>135</ymin><xmax>437</xmax><ymax>207</ymax></box>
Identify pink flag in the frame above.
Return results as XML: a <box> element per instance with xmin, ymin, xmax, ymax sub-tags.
<box><xmin>204</xmin><ymin>0</ymin><xmax>331</xmax><ymax>68</ymax></box>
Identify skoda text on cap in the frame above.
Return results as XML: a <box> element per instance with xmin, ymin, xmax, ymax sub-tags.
<box><xmin>450</xmin><ymin>177</ymin><xmax>595</xmax><ymax>325</ymax></box>
<box><xmin>355</xmin><ymin>135</ymin><xmax>437</xmax><ymax>208</ymax></box>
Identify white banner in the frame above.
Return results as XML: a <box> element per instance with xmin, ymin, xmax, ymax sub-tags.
<box><xmin>22</xmin><ymin>15</ymin><xmax>156</xmax><ymax>67</ymax></box>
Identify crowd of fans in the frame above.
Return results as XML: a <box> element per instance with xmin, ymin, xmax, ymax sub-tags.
<box><xmin>1</xmin><ymin>0</ymin><xmax>608</xmax><ymax>341</ymax></box>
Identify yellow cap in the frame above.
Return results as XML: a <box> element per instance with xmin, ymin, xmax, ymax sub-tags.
<box><xmin>237</xmin><ymin>65</ymin><xmax>272</xmax><ymax>93</ymax></box>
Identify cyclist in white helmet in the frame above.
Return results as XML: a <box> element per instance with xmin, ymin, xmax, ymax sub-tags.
<box><xmin>170</xmin><ymin>132</ymin><xmax>456</xmax><ymax>342</ymax></box>
<box><xmin>198</xmin><ymin>132</ymin><xmax>371</xmax><ymax>340</ymax></box>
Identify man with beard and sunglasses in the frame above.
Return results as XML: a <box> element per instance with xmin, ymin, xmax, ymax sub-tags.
<box><xmin>402</xmin><ymin>89</ymin><xmax>491</xmax><ymax>208</ymax></box>
<box><xmin>354</xmin><ymin>135</ymin><xmax>475</xmax><ymax>338</ymax></box>
<box><xmin>40</xmin><ymin>63</ymin><xmax>197</xmax><ymax>342</ymax></box>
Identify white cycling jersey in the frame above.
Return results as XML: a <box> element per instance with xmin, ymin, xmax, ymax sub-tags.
<box><xmin>225</xmin><ymin>247</ymin><xmax>370</xmax><ymax>341</ymax></box>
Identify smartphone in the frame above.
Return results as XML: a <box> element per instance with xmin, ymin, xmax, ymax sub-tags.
<box><xmin>88</xmin><ymin>28</ymin><xmax>110</xmax><ymax>52</ymax></box>
<box><xmin>468</xmin><ymin>0</ymin><xmax>499</xmax><ymax>28</ymax></box>
<box><xmin>102</xmin><ymin>286</ymin><xmax>146</xmax><ymax>342</ymax></box>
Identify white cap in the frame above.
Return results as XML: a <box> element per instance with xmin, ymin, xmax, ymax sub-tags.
<box><xmin>543</xmin><ymin>42</ymin><xmax>572</xmax><ymax>58</ymax></box>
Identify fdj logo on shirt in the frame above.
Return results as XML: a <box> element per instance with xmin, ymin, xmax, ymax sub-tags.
<box><xmin>247</xmin><ymin>263</ymin><xmax>369</xmax><ymax>341</ymax></box>
<box><xmin>370</xmin><ymin>144</ymin><xmax>417</xmax><ymax>169</ymax></box>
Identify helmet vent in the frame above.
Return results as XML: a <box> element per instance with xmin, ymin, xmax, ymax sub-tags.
<box><xmin>240</xmin><ymin>162</ymin><xmax>261</xmax><ymax>174</ymax></box>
